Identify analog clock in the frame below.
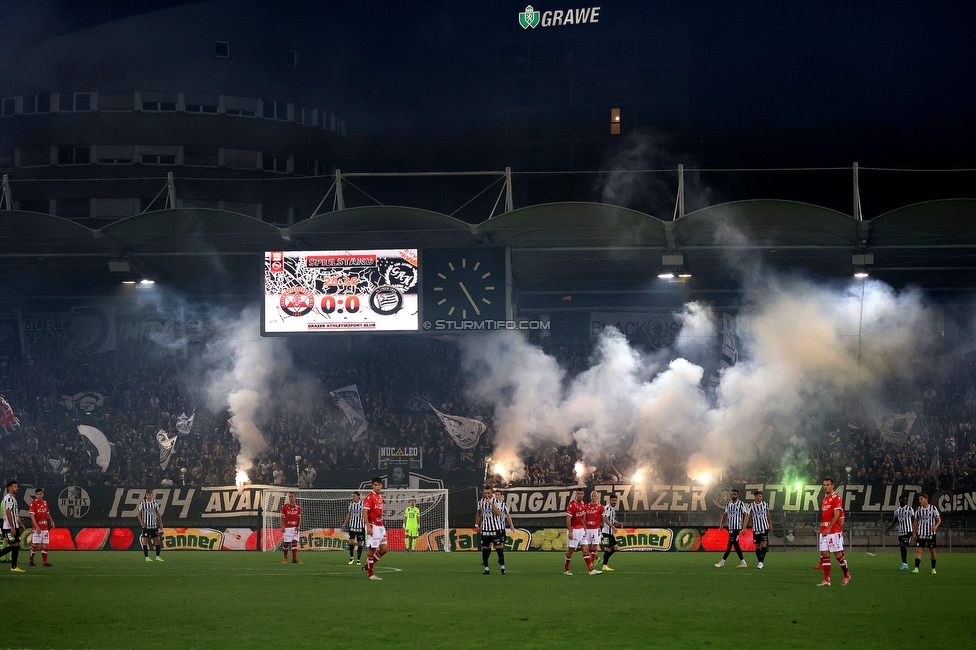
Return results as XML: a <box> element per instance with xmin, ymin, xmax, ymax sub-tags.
<box><xmin>423</xmin><ymin>248</ymin><xmax>506</xmax><ymax>321</ymax></box>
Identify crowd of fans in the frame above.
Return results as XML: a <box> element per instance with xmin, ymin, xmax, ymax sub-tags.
<box><xmin>1</xmin><ymin>333</ymin><xmax>976</xmax><ymax>494</ymax></box>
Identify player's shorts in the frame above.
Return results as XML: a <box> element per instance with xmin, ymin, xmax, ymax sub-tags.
<box><xmin>2</xmin><ymin>527</ymin><xmax>20</xmax><ymax>544</ymax></box>
<box><xmin>583</xmin><ymin>529</ymin><xmax>601</xmax><ymax>546</ymax></box>
<box><xmin>480</xmin><ymin>530</ymin><xmax>505</xmax><ymax>547</ymax></box>
<box><xmin>405</xmin><ymin>525</ymin><xmax>420</xmax><ymax>537</ymax></box>
<box><xmin>898</xmin><ymin>534</ymin><xmax>912</xmax><ymax>546</ymax></box>
<box><xmin>916</xmin><ymin>535</ymin><xmax>936</xmax><ymax>549</ymax></box>
<box><xmin>567</xmin><ymin>528</ymin><xmax>585</xmax><ymax>549</ymax></box>
<box><xmin>726</xmin><ymin>529</ymin><xmax>742</xmax><ymax>546</ymax></box>
<box><xmin>752</xmin><ymin>531</ymin><xmax>768</xmax><ymax>545</ymax></box>
<box><xmin>142</xmin><ymin>528</ymin><xmax>161</xmax><ymax>539</ymax></box>
<box><xmin>366</xmin><ymin>525</ymin><xmax>387</xmax><ymax>549</ymax></box>
<box><xmin>348</xmin><ymin>528</ymin><xmax>365</xmax><ymax>544</ymax></box>
<box><xmin>603</xmin><ymin>532</ymin><xmax>618</xmax><ymax>548</ymax></box>
<box><xmin>282</xmin><ymin>527</ymin><xmax>299</xmax><ymax>543</ymax></box>
<box><xmin>819</xmin><ymin>532</ymin><xmax>844</xmax><ymax>553</ymax></box>
<box><xmin>32</xmin><ymin>529</ymin><xmax>50</xmax><ymax>545</ymax></box>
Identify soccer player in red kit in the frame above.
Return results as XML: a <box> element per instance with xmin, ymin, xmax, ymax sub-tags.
<box><xmin>817</xmin><ymin>477</ymin><xmax>850</xmax><ymax>586</ymax></box>
<box><xmin>583</xmin><ymin>491</ymin><xmax>605</xmax><ymax>571</ymax></box>
<box><xmin>362</xmin><ymin>477</ymin><xmax>387</xmax><ymax>581</ymax></box>
<box><xmin>564</xmin><ymin>487</ymin><xmax>600</xmax><ymax>575</ymax></box>
<box><xmin>280</xmin><ymin>492</ymin><xmax>302</xmax><ymax>564</ymax></box>
<box><xmin>29</xmin><ymin>488</ymin><xmax>55</xmax><ymax>567</ymax></box>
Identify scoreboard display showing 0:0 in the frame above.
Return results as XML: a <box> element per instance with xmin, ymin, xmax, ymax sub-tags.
<box><xmin>320</xmin><ymin>295</ymin><xmax>361</xmax><ymax>314</ymax></box>
<box><xmin>263</xmin><ymin>249</ymin><xmax>419</xmax><ymax>333</ymax></box>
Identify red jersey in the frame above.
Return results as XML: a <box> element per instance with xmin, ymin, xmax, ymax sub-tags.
<box><xmin>566</xmin><ymin>499</ymin><xmax>585</xmax><ymax>529</ymax></box>
<box><xmin>29</xmin><ymin>499</ymin><xmax>50</xmax><ymax>530</ymax></box>
<box><xmin>363</xmin><ymin>491</ymin><xmax>384</xmax><ymax>527</ymax></box>
<box><xmin>281</xmin><ymin>503</ymin><xmax>301</xmax><ymax>528</ymax></box>
<box><xmin>584</xmin><ymin>503</ymin><xmax>604</xmax><ymax>529</ymax></box>
<box><xmin>820</xmin><ymin>492</ymin><xmax>843</xmax><ymax>535</ymax></box>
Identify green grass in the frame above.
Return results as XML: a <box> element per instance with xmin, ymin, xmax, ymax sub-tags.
<box><xmin>1</xmin><ymin>550</ymin><xmax>974</xmax><ymax>649</ymax></box>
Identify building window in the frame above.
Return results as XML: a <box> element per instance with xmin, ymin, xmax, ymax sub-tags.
<box><xmin>141</xmin><ymin>154</ymin><xmax>177</xmax><ymax>165</ymax></box>
<box><xmin>262</xmin><ymin>154</ymin><xmax>288</xmax><ymax>173</ymax></box>
<box><xmin>56</xmin><ymin>199</ymin><xmax>91</xmax><ymax>220</ymax></box>
<box><xmin>215</xmin><ymin>41</ymin><xmax>230</xmax><ymax>58</ymax></box>
<box><xmin>263</xmin><ymin>99</ymin><xmax>285</xmax><ymax>120</ymax></box>
<box><xmin>287</xmin><ymin>50</ymin><xmax>298</xmax><ymax>67</ymax></box>
<box><xmin>142</xmin><ymin>100</ymin><xmax>177</xmax><ymax>111</ymax></box>
<box><xmin>58</xmin><ymin>146</ymin><xmax>91</xmax><ymax>165</ymax></box>
<box><xmin>225</xmin><ymin>96</ymin><xmax>258</xmax><ymax>117</ymax></box>
<box><xmin>74</xmin><ymin>93</ymin><xmax>91</xmax><ymax>111</ymax></box>
<box><xmin>185</xmin><ymin>103</ymin><xmax>218</xmax><ymax>113</ymax></box>
<box><xmin>1</xmin><ymin>97</ymin><xmax>15</xmax><ymax>116</ymax></box>
<box><xmin>184</xmin><ymin>146</ymin><xmax>219</xmax><ymax>166</ymax></box>
<box><xmin>300</xmin><ymin>106</ymin><xmax>316</xmax><ymax>126</ymax></box>
<box><xmin>96</xmin><ymin>145</ymin><xmax>135</xmax><ymax>164</ymax></box>
<box><xmin>36</xmin><ymin>93</ymin><xmax>51</xmax><ymax>113</ymax></box>
<box><xmin>59</xmin><ymin>93</ymin><xmax>73</xmax><ymax>112</ymax></box>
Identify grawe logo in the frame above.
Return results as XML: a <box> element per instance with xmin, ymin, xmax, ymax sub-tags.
<box><xmin>519</xmin><ymin>5</ymin><xmax>540</xmax><ymax>28</ymax></box>
<box><xmin>519</xmin><ymin>5</ymin><xmax>601</xmax><ymax>29</ymax></box>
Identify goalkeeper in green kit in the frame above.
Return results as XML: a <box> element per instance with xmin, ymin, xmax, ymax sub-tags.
<box><xmin>404</xmin><ymin>499</ymin><xmax>420</xmax><ymax>551</ymax></box>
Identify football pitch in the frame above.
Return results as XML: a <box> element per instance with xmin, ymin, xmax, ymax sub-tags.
<box><xmin>2</xmin><ymin>551</ymin><xmax>974</xmax><ymax>649</ymax></box>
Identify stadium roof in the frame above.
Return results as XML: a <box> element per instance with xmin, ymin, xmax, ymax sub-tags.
<box><xmin>1</xmin><ymin>199</ymin><xmax>975</xmax><ymax>304</ymax></box>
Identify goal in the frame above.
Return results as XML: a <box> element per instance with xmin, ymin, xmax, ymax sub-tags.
<box><xmin>261</xmin><ymin>488</ymin><xmax>450</xmax><ymax>552</ymax></box>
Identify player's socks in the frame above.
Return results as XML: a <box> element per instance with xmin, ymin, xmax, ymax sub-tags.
<box><xmin>915</xmin><ymin>558</ymin><xmax>921</xmax><ymax>569</ymax></box>
<box><xmin>283</xmin><ymin>541</ymin><xmax>289</xmax><ymax>561</ymax></box>
<box><xmin>143</xmin><ymin>544</ymin><xmax>149</xmax><ymax>558</ymax></box>
<box><xmin>357</xmin><ymin>547</ymin><xmax>363</xmax><ymax>561</ymax></box>
<box><xmin>10</xmin><ymin>546</ymin><xmax>18</xmax><ymax>569</ymax></box>
<box><xmin>349</xmin><ymin>543</ymin><xmax>355</xmax><ymax>560</ymax></box>
<box><xmin>366</xmin><ymin>555</ymin><xmax>376</xmax><ymax>577</ymax></box>
<box><xmin>156</xmin><ymin>547</ymin><xmax>161</xmax><ymax>558</ymax></box>
<box><xmin>42</xmin><ymin>551</ymin><xmax>48</xmax><ymax>564</ymax></box>
<box><xmin>822</xmin><ymin>563</ymin><xmax>831</xmax><ymax>582</ymax></box>
<box><xmin>603</xmin><ymin>549</ymin><xmax>612</xmax><ymax>566</ymax></box>
<box><xmin>376</xmin><ymin>549</ymin><xmax>386</xmax><ymax>560</ymax></box>
<box><xmin>837</xmin><ymin>555</ymin><xmax>848</xmax><ymax>577</ymax></box>
<box><xmin>900</xmin><ymin>547</ymin><xmax>908</xmax><ymax>563</ymax></box>
<box><xmin>931</xmin><ymin>559</ymin><xmax>937</xmax><ymax>569</ymax></box>
<box><xmin>29</xmin><ymin>549</ymin><xmax>36</xmax><ymax>564</ymax></box>
<box><xmin>482</xmin><ymin>548</ymin><xmax>491</xmax><ymax>568</ymax></box>
<box><xmin>564</xmin><ymin>554</ymin><xmax>572</xmax><ymax>572</ymax></box>
<box><xmin>496</xmin><ymin>549</ymin><xmax>505</xmax><ymax>567</ymax></box>
<box><xmin>584</xmin><ymin>553</ymin><xmax>594</xmax><ymax>572</ymax></box>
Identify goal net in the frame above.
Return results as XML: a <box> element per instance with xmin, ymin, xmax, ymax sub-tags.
<box><xmin>261</xmin><ymin>488</ymin><xmax>450</xmax><ymax>552</ymax></box>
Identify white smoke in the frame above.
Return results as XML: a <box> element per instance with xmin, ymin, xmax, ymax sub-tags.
<box><xmin>203</xmin><ymin>305</ymin><xmax>321</xmax><ymax>481</ymax></box>
<box><xmin>463</xmin><ymin>276</ymin><xmax>937</xmax><ymax>483</ymax></box>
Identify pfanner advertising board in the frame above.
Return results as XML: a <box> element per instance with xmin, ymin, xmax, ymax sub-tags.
<box><xmin>263</xmin><ymin>250</ymin><xmax>419</xmax><ymax>333</ymax></box>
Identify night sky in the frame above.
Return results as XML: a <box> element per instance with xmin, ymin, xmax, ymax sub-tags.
<box><xmin>3</xmin><ymin>0</ymin><xmax>975</xmax><ymax>168</ymax></box>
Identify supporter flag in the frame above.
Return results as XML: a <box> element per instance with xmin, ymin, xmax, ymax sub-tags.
<box><xmin>429</xmin><ymin>403</ymin><xmax>487</xmax><ymax>450</ymax></box>
<box><xmin>60</xmin><ymin>391</ymin><xmax>105</xmax><ymax>413</ymax></box>
<box><xmin>875</xmin><ymin>412</ymin><xmax>915</xmax><ymax>447</ymax></box>
<box><xmin>330</xmin><ymin>384</ymin><xmax>368</xmax><ymax>442</ymax></box>
<box><xmin>43</xmin><ymin>453</ymin><xmax>67</xmax><ymax>474</ymax></box>
<box><xmin>930</xmin><ymin>450</ymin><xmax>941</xmax><ymax>480</ymax></box>
<box><xmin>0</xmin><ymin>395</ymin><xmax>20</xmax><ymax>434</ymax></box>
<box><xmin>77</xmin><ymin>424</ymin><xmax>115</xmax><ymax>472</ymax></box>
<box><xmin>176</xmin><ymin>410</ymin><xmax>195</xmax><ymax>435</ymax></box>
<box><xmin>157</xmin><ymin>429</ymin><xmax>179</xmax><ymax>469</ymax></box>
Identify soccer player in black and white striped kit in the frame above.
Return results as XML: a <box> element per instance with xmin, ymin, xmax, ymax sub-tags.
<box><xmin>912</xmin><ymin>493</ymin><xmax>941</xmax><ymax>575</ymax></box>
<box><xmin>475</xmin><ymin>486</ymin><xmax>505</xmax><ymax>575</ymax></box>
<box><xmin>600</xmin><ymin>494</ymin><xmax>622</xmax><ymax>571</ymax></box>
<box><xmin>714</xmin><ymin>489</ymin><xmax>748</xmax><ymax>568</ymax></box>
<box><xmin>744</xmin><ymin>490</ymin><xmax>770</xmax><ymax>569</ymax></box>
<box><xmin>883</xmin><ymin>494</ymin><xmax>914</xmax><ymax>570</ymax></box>
<box><xmin>138</xmin><ymin>489</ymin><xmax>164</xmax><ymax>562</ymax></box>
<box><xmin>341</xmin><ymin>492</ymin><xmax>366</xmax><ymax>565</ymax></box>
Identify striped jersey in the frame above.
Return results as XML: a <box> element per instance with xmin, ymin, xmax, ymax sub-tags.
<box><xmin>347</xmin><ymin>500</ymin><xmax>365</xmax><ymax>531</ymax></box>
<box><xmin>915</xmin><ymin>505</ymin><xmax>940</xmax><ymax>537</ymax></box>
<box><xmin>724</xmin><ymin>499</ymin><xmax>748</xmax><ymax>530</ymax></box>
<box><xmin>1</xmin><ymin>493</ymin><xmax>18</xmax><ymax>530</ymax></box>
<box><xmin>893</xmin><ymin>505</ymin><xmax>915</xmax><ymax>535</ymax></box>
<box><xmin>139</xmin><ymin>498</ymin><xmax>160</xmax><ymax>528</ymax></box>
<box><xmin>601</xmin><ymin>503</ymin><xmax>617</xmax><ymax>535</ymax></box>
<box><xmin>478</xmin><ymin>497</ymin><xmax>503</xmax><ymax>532</ymax></box>
<box><xmin>495</xmin><ymin>498</ymin><xmax>510</xmax><ymax>529</ymax></box>
<box><xmin>748</xmin><ymin>500</ymin><xmax>770</xmax><ymax>533</ymax></box>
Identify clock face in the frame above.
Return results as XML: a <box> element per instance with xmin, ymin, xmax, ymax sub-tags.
<box><xmin>423</xmin><ymin>248</ymin><xmax>506</xmax><ymax>322</ymax></box>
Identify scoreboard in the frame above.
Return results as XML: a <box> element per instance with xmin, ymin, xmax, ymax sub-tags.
<box><xmin>263</xmin><ymin>249</ymin><xmax>419</xmax><ymax>333</ymax></box>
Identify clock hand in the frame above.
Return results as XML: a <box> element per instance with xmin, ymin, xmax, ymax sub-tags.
<box><xmin>458</xmin><ymin>281</ymin><xmax>481</xmax><ymax>316</ymax></box>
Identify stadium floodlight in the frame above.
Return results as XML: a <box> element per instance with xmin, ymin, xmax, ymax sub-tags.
<box><xmin>677</xmin><ymin>271</ymin><xmax>692</xmax><ymax>278</ymax></box>
<box><xmin>853</xmin><ymin>270</ymin><xmax>869</xmax><ymax>278</ymax></box>
<box><xmin>657</xmin><ymin>272</ymin><xmax>674</xmax><ymax>279</ymax></box>
<box><xmin>121</xmin><ymin>280</ymin><xmax>136</xmax><ymax>285</ymax></box>
<box><xmin>139</xmin><ymin>279</ymin><xmax>155</xmax><ymax>285</ymax></box>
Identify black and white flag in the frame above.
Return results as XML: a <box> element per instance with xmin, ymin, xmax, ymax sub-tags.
<box><xmin>43</xmin><ymin>453</ymin><xmax>67</xmax><ymax>475</ymax></box>
<box><xmin>157</xmin><ymin>429</ymin><xmax>179</xmax><ymax>469</ymax></box>
<box><xmin>77</xmin><ymin>424</ymin><xmax>114</xmax><ymax>472</ymax></box>
<box><xmin>176</xmin><ymin>410</ymin><xmax>195</xmax><ymax>435</ymax></box>
<box><xmin>330</xmin><ymin>384</ymin><xmax>368</xmax><ymax>442</ymax></box>
<box><xmin>429</xmin><ymin>403</ymin><xmax>487</xmax><ymax>450</ymax></box>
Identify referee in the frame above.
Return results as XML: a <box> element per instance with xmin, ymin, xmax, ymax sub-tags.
<box><xmin>744</xmin><ymin>490</ymin><xmax>771</xmax><ymax>569</ymax></box>
<box><xmin>475</xmin><ymin>486</ymin><xmax>504</xmax><ymax>575</ymax></box>
<box><xmin>138</xmin><ymin>489</ymin><xmax>164</xmax><ymax>562</ymax></box>
<box><xmin>883</xmin><ymin>494</ymin><xmax>914</xmax><ymax>570</ymax></box>
<box><xmin>715</xmin><ymin>489</ymin><xmax>748</xmax><ymax>568</ymax></box>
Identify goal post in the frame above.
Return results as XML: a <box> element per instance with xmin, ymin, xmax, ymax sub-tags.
<box><xmin>261</xmin><ymin>488</ymin><xmax>450</xmax><ymax>552</ymax></box>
